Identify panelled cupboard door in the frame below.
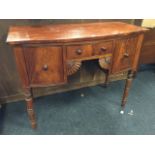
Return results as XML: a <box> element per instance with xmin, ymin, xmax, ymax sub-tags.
<box><xmin>111</xmin><ymin>37</ymin><xmax>139</xmax><ymax>73</ymax></box>
<box><xmin>23</xmin><ymin>46</ymin><xmax>66</xmax><ymax>86</ymax></box>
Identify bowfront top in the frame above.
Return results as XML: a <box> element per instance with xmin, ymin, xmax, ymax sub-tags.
<box><xmin>7</xmin><ymin>22</ymin><xmax>147</xmax><ymax>44</ymax></box>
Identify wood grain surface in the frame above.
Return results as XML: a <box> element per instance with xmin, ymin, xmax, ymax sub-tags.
<box><xmin>7</xmin><ymin>22</ymin><xmax>147</xmax><ymax>44</ymax></box>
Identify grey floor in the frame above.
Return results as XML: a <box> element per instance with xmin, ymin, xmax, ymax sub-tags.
<box><xmin>0</xmin><ymin>65</ymin><xmax>155</xmax><ymax>135</ymax></box>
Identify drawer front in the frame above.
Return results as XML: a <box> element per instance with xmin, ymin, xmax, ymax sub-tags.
<box><xmin>111</xmin><ymin>37</ymin><xmax>139</xmax><ymax>73</ymax></box>
<box><xmin>67</xmin><ymin>44</ymin><xmax>93</xmax><ymax>60</ymax></box>
<box><xmin>24</xmin><ymin>46</ymin><xmax>66</xmax><ymax>86</ymax></box>
<box><xmin>94</xmin><ymin>41</ymin><xmax>113</xmax><ymax>56</ymax></box>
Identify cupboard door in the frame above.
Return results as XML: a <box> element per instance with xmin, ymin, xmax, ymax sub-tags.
<box><xmin>111</xmin><ymin>37</ymin><xmax>139</xmax><ymax>73</ymax></box>
<box><xmin>23</xmin><ymin>46</ymin><xmax>66</xmax><ymax>86</ymax></box>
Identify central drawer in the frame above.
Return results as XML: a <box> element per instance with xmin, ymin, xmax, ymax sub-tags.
<box><xmin>66</xmin><ymin>44</ymin><xmax>93</xmax><ymax>60</ymax></box>
<box><xmin>93</xmin><ymin>41</ymin><xmax>113</xmax><ymax>56</ymax></box>
<box><xmin>66</xmin><ymin>41</ymin><xmax>113</xmax><ymax>60</ymax></box>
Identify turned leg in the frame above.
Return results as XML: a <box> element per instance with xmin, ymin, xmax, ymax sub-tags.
<box><xmin>24</xmin><ymin>88</ymin><xmax>37</xmax><ymax>129</ymax></box>
<box><xmin>121</xmin><ymin>71</ymin><xmax>135</xmax><ymax>107</ymax></box>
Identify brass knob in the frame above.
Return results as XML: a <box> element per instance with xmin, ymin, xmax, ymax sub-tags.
<box><xmin>43</xmin><ymin>64</ymin><xmax>48</xmax><ymax>71</ymax></box>
<box><xmin>76</xmin><ymin>49</ymin><xmax>83</xmax><ymax>55</ymax></box>
<box><xmin>100</xmin><ymin>47</ymin><xmax>107</xmax><ymax>52</ymax></box>
<box><xmin>124</xmin><ymin>52</ymin><xmax>129</xmax><ymax>57</ymax></box>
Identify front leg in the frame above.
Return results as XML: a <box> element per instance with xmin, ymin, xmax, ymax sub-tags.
<box><xmin>24</xmin><ymin>88</ymin><xmax>37</xmax><ymax>129</ymax></box>
<box><xmin>121</xmin><ymin>71</ymin><xmax>135</xmax><ymax>107</ymax></box>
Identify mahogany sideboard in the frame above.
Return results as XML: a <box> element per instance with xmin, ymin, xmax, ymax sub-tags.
<box><xmin>7</xmin><ymin>22</ymin><xmax>147</xmax><ymax>129</ymax></box>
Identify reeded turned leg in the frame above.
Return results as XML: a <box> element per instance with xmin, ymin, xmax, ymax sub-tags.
<box><xmin>121</xmin><ymin>71</ymin><xmax>134</xmax><ymax>107</ymax></box>
<box><xmin>24</xmin><ymin>88</ymin><xmax>37</xmax><ymax>129</ymax></box>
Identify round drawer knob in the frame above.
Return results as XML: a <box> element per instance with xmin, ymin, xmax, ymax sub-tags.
<box><xmin>100</xmin><ymin>47</ymin><xmax>107</xmax><ymax>52</ymax></box>
<box><xmin>43</xmin><ymin>64</ymin><xmax>48</xmax><ymax>71</ymax></box>
<box><xmin>76</xmin><ymin>49</ymin><xmax>83</xmax><ymax>55</ymax></box>
<box><xmin>124</xmin><ymin>52</ymin><xmax>129</xmax><ymax>57</ymax></box>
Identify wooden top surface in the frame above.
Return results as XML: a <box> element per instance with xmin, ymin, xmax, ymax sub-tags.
<box><xmin>7</xmin><ymin>22</ymin><xmax>147</xmax><ymax>44</ymax></box>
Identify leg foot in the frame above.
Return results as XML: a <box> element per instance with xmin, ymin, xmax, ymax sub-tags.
<box><xmin>121</xmin><ymin>71</ymin><xmax>134</xmax><ymax>107</ymax></box>
<box><xmin>24</xmin><ymin>88</ymin><xmax>37</xmax><ymax>129</ymax></box>
<box><xmin>26</xmin><ymin>98</ymin><xmax>37</xmax><ymax>129</ymax></box>
<box><xmin>120</xmin><ymin>110</ymin><xmax>124</xmax><ymax>115</ymax></box>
